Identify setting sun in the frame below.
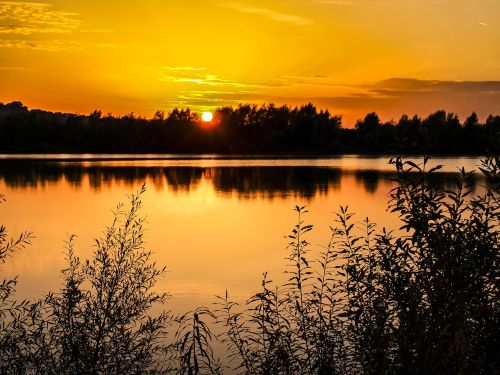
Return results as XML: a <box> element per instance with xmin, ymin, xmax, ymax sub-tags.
<box><xmin>201</xmin><ymin>111</ymin><xmax>213</xmax><ymax>122</ymax></box>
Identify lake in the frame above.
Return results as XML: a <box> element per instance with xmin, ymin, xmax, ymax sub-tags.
<box><xmin>0</xmin><ymin>155</ymin><xmax>485</xmax><ymax>313</ymax></box>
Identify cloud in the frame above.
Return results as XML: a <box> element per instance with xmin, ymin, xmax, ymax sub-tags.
<box><xmin>161</xmin><ymin>75</ymin><xmax>259</xmax><ymax>88</ymax></box>
<box><xmin>307</xmin><ymin>78</ymin><xmax>500</xmax><ymax>124</ymax></box>
<box><xmin>0</xmin><ymin>65</ymin><xmax>36</xmax><ymax>71</ymax></box>
<box><xmin>159</xmin><ymin>68</ymin><xmax>345</xmax><ymax>92</ymax></box>
<box><xmin>164</xmin><ymin>66</ymin><xmax>206</xmax><ymax>72</ymax></box>
<box><xmin>171</xmin><ymin>89</ymin><xmax>268</xmax><ymax>109</ymax></box>
<box><xmin>0</xmin><ymin>39</ymin><xmax>83</xmax><ymax>51</ymax></box>
<box><xmin>158</xmin><ymin>67</ymin><xmax>262</xmax><ymax>88</ymax></box>
<box><xmin>0</xmin><ymin>2</ymin><xmax>114</xmax><ymax>52</ymax></box>
<box><xmin>166</xmin><ymin>77</ymin><xmax>500</xmax><ymax>125</ymax></box>
<box><xmin>315</xmin><ymin>0</ymin><xmax>412</xmax><ymax>8</ymax></box>
<box><xmin>267</xmin><ymin>74</ymin><xmax>345</xmax><ymax>88</ymax></box>
<box><xmin>358</xmin><ymin>78</ymin><xmax>500</xmax><ymax>97</ymax></box>
<box><xmin>0</xmin><ymin>1</ymin><xmax>81</xmax><ymax>34</ymax></box>
<box><xmin>95</xmin><ymin>43</ymin><xmax>117</xmax><ymax>49</ymax></box>
<box><xmin>80</xmin><ymin>28</ymin><xmax>114</xmax><ymax>33</ymax></box>
<box><xmin>315</xmin><ymin>0</ymin><xmax>361</xmax><ymax>5</ymax></box>
<box><xmin>222</xmin><ymin>3</ymin><xmax>312</xmax><ymax>26</ymax></box>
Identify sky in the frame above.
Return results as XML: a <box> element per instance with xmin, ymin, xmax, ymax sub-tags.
<box><xmin>0</xmin><ymin>0</ymin><xmax>499</xmax><ymax>126</ymax></box>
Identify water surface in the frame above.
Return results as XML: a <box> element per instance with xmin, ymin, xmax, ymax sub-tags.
<box><xmin>0</xmin><ymin>155</ymin><xmax>485</xmax><ymax>312</ymax></box>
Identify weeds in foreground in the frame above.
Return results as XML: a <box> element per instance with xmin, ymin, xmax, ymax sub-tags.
<box><xmin>175</xmin><ymin>307</ymin><xmax>222</xmax><ymax>375</ymax></box>
<box><xmin>0</xmin><ymin>194</ymin><xmax>33</xmax><ymax>373</ymax></box>
<box><xmin>1</xmin><ymin>186</ymin><xmax>172</xmax><ymax>374</ymax></box>
<box><xmin>215</xmin><ymin>157</ymin><xmax>499</xmax><ymax>375</ymax></box>
<box><xmin>1</xmin><ymin>158</ymin><xmax>499</xmax><ymax>374</ymax></box>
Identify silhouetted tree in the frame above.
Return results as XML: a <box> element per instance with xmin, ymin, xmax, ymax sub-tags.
<box><xmin>0</xmin><ymin>102</ymin><xmax>497</xmax><ymax>154</ymax></box>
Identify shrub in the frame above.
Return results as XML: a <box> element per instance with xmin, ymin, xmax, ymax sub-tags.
<box><xmin>12</xmin><ymin>185</ymin><xmax>170</xmax><ymax>374</ymax></box>
<box><xmin>216</xmin><ymin>157</ymin><xmax>500</xmax><ymax>374</ymax></box>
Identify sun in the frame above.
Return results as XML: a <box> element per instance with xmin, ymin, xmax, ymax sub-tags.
<box><xmin>201</xmin><ymin>111</ymin><xmax>213</xmax><ymax>122</ymax></box>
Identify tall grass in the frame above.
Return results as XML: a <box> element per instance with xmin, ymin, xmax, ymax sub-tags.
<box><xmin>0</xmin><ymin>158</ymin><xmax>499</xmax><ymax>374</ymax></box>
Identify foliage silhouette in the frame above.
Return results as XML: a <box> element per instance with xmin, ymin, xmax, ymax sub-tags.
<box><xmin>174</xmin><ymin>307</ymin><xmax>222</xmax><ymax>375</ymax></box>
<box><xmin>0</xmin><ymin>194</ymin><xmax>33</xmax><ymax>374</ymax></box>
<box><xmin>1</xmin><ymin>101</ymin><xmax>499</xmax><ymax>154</ymax></box>
<box><xmin>1</xmin><ymin>186</ymin><xmax>172</xmax><ymax>374</ymax></box>
<box><xmin>214</xmin><ymin>157</ymin><xmax>499</xmax><ymax>374</ymax></box>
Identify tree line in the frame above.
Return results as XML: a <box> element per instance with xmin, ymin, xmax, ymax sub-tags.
<box><xmin>0</xmin><ymin>101</ymin><xmax>499</xmax><ymax>154</ymax></box>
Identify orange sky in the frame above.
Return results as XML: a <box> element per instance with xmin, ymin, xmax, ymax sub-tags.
<box><xmin>1</xmin><ymin>0</ymin><xmax>500</xmax><ymax>126</ymax></box>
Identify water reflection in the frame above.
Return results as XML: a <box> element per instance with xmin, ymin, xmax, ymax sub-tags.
<box><xmin>0</xmin><ymin>157</ymin><xmax>489</xmax><ymax>315</ymax></box>
<box><xmin>0</xmin><ymin>160</ymin><xmax>484</xmax><ymax>198</ymax></box>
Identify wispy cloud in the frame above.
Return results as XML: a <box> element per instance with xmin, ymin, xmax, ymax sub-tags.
<box><xmin>167</xmin><ymin>77</ymin><xmax>500</xmax><ymax>124</ymax></box>
<box><xmin>158</xmin><ymin>67</ymin><xmax>261</xmax><ymax>88</ymax></box>
<box><xmin>315</xmin><ymin>0</ymin><xmax>408</xmax><ymax>8</ymax></box>
<box><xmin>0</xmin><ymin>38</ymin><xmax>119</xmax><ymax>51</ymax></box>
<box><xmin>161</xmin><ymin>74</ymin><xmax>259</xmax><ymax>88</ymax></box>
<box><xmin>0</xmin><ymin>39</ymin><xmax>83</xmax><ymax>52</ymax></box>
<box><xmin>268</xmin><ymin>74</ymin><xmax>344</xmax><ymax>88</ymax></box>
<box><xmin>305</xmin><ymin>78</ymin><xmax>500</xmax><ymax>124</ymax></box>
<box><xmin>0</xmin><ymin>1</ymin><xmax>81</xmax><ymax>34</ymax></box>
<box><xmin>315</xmin><ymin>0</ymin><xmax>360</xmax><ymax>5</ymax></box>
<box><xmin>164</xmin><ymin>66</ymin><xmax>206</xmax><ymax>72</ymax></box>
<box><xmin>0</xmin><ymin>65</ymin><xmax>37</xmax><ymax>72</ymax></box>
<box><xmin>160</xmin><ymin>68</ymin><xmax>341</xmax><ymax>90</ymax></box>
<box><xmin>80</xmin><ymin>28</ymin><xmax>114</xmax><ymax>33</ymax></box>
<box><xmin>171</xmin><ymin>89</ymin><xmax>265</xmax><ymax>108</ymax></box>
<box><xmin>222</xmin><ymin>3</ymin><xmax>312</xmax><ymax>26</ymax></box>
<box><xmin>0</xmin><ymin>2</ymin><xmax>115</xmax><ymax>51</ymax></box>
<box><xmin>357</xmin><ymin>78</ymin><xmax>500</xmax><ymax>97</ymax></box>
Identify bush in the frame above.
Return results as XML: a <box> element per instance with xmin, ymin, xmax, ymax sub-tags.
<box><xmin>1</xmin><ymin>186</ymin><xmax>171</xmax><ymax>374</ymax></box>
<box><xmin>216</xmin><ymin>157</ymin><xmax>499</xmax><ymax>374</ymax></box>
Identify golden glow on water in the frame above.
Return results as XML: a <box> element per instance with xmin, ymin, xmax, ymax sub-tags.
<box><xmin>0</xmin><ymin>157</ymin><xmax>484</xmax><ymax>311</ymax></box>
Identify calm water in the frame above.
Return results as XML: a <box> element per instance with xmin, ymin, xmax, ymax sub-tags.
<box><xmin>0</xmin><ymin>155</ymin><xmax>485</xmax><ymax>312</ymax></box>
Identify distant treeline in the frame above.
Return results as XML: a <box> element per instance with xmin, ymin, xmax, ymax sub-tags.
<box><xmin>1</xmin><ymin>101</ymin><xmax>499</xmax><ymax>154</ymax></box>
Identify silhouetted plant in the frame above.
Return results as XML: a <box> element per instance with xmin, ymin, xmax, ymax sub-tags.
<box><xmin>333</xmin><ymin>156</ymin><xmax>500</xmax><ymax>374</ymax></box>
<box><xmin>0</xmin><ymin>194</ymin><xmax>33</xmax><ymax>374</ymax></box>
<box><xmin>215</xmin><ymin>207</ymin><xmax>350</xmax><ymax>375</ymax></box>
<box><xmin>215</xmin><ymin>157</ymin><xmax>499</xmax><ymax>374</ymax></box>
<box><xmin>174</xmin><ymin>307</ymin><xmax>222</xmax><ymax>375</ymax></box>
<box><xmin>21</xmin><ymin>185</ymin><xmax>171</xmax><ymax>374</ymax></box>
